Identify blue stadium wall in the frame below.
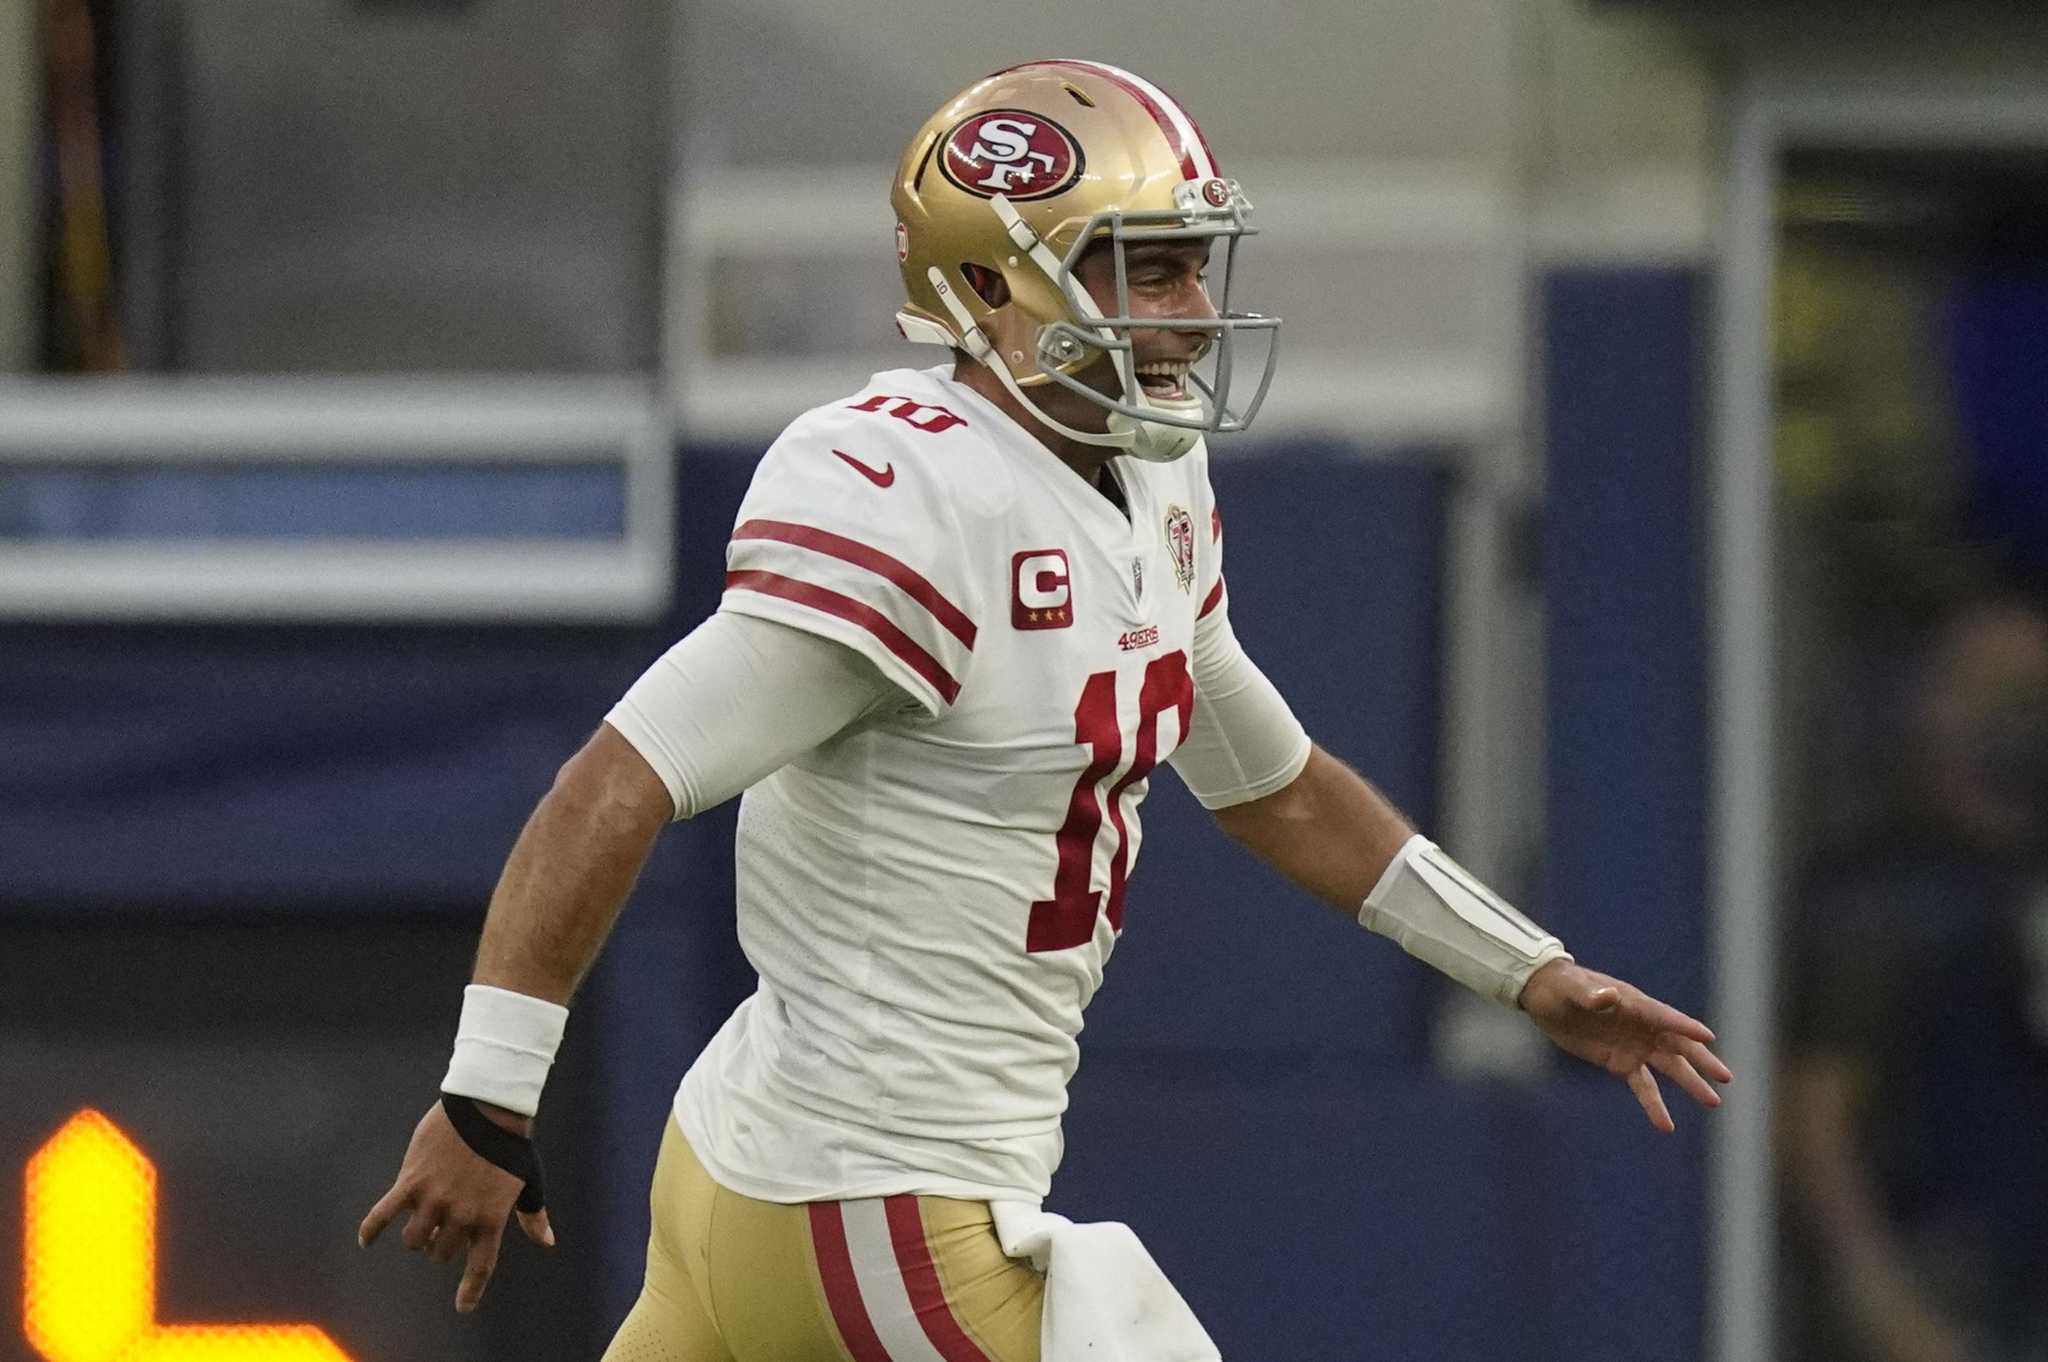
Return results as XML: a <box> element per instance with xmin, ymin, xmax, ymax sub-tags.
<box><xmin>0</xmin><ymin>267</ymin><xmax>1706</xmax><ymax>1361</ymax></box>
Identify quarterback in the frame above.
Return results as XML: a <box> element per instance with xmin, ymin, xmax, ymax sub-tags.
<box><xmin>360</xmin><ymin>60</ymin><xmax>1731</xmax><ymax>1361</ymax></box>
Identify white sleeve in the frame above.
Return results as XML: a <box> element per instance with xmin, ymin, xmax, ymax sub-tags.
<box><xmin>1168</xmin><ymin>605</ymin><xmax>1312</xmax><ymax>810</ymax></box>
<box><xmin>604</xmin><ymin>612</ymin><xmax>898</xmax><ymax>820</ymax></box>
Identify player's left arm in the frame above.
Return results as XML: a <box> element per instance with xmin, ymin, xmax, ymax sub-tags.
<box><xmin>1210</xmin><ymin>743</ymin><xmax>1732</xmax><ymax>1130</ymax></box>
<box><xmin>1170</xmin><ymin>599</ymin><xmax>1731</xmax><ymax>1130</ymax></box>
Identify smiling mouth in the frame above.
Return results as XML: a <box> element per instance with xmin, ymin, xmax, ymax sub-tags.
<box><xmin>1135</xmin><ymin>360</ymin><xmax>1193</xmax><ymax>401</ymax></box>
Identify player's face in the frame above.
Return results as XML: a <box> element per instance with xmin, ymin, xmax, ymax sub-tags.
<box><xmin>1058</xmin><ymin>239</ymin><xmax>1217</xmax><ymax>419</ymax></box>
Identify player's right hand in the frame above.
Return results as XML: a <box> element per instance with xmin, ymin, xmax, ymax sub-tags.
<box><xmin>358</xmin><ymin>1099</ymin><xmax>556</xmax><ymax>1314</ymax></box>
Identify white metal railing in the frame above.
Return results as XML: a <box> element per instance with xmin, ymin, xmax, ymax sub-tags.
<box><xmin>1709</xmin><ymin>77</ymin><xmax>1781</xmax><ymax>1362</ymax></box>
<box><xmin>0</xmin><ymin>158</ymin><xmax>1706</xmax><ymax>626</ymax></box>
<box><xmin>0</xmin><ymin>377</ymin><xmax>674</xmax><ymax>621</ymax></box>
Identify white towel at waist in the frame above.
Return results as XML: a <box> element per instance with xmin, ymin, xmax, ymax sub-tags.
<box><xmin>990</xmin><ymin>1201</ymin><xmax>1221</xmax><ymax>1362</ymax></box>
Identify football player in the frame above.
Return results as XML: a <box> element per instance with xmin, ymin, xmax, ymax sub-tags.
<box><xmin>360</xmin><ymin>60</ymin><xmax>1733</xmax><ymax>1361</ymax></box>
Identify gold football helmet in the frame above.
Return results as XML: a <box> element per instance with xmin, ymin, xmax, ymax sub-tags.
<box><xmin>891</xmin><ymin>60</ymin><xmax>1279</xmax><ymax>462</ymax></box>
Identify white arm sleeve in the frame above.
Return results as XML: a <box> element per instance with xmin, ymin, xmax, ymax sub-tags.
<box><xmin>603</xmin><ymin>612</ymin><xmax>899</xmax><ymax>819</ymax></box>
<box><xmin>1168</xmin><ymin>609</ymin><xmax>1313</xmax><ymax>810</ymax></box>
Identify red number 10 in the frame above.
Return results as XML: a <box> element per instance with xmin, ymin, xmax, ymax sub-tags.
<box><xmin>1026</xmin><ymin>651</ymin><xmax>1194</xmax><ymax>953</ymax></box>
<box><xmin>847</xmin><ymin>393</ymin><xmax>967</xmax><ymax>434</ymax></box>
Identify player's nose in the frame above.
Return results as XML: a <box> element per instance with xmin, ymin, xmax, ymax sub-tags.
<box><xmin>1172</xmin><ymin>286</ymin><xmax>1221</xmax><ymax>351</ymax></box>
<box><xmin>1177</xmin><ymin>277</ymin><xmax>1219</xmax><ymax>324</ymax></box>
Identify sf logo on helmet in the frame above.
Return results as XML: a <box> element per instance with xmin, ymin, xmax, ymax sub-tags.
<box><xmin>940</xmin><ymin>110</ymin><xmax>1084</xmax><ymax>201</ymax></box>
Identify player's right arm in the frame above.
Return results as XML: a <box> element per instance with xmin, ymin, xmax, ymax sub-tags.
<box><xmin>468</xmin><ymin>724</ymin><xmax>670</xmax><ymax>1009</ymax></box>
<box><xmin>362</xmin><ymin>394</ymin><xmax>979</xmax><ymax>1311</ymax></box>
<box><xmin>358</xmin><ymin>611</ymin><xmax>898</xmax><ymax>1313</ymax></box>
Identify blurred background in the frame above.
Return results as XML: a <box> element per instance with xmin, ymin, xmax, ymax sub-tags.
<box><xmin>6</xmin><ymin>2</ymin><xmax>2048</xmax><ymax>1360</ymax></box>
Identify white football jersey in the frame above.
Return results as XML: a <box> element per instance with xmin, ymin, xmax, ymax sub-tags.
<box><xmin>674</xmin><ymin>365</ymin><xmax>1288</xmax><ymax>1204</ymax></box>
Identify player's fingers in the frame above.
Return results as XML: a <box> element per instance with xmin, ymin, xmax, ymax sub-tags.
<box><xmin>1628</xmin><ymin>1064</ymin><xmax>1675</xmax><ymax>1134</ymax></box>
<box><xmin>516</xmin><ymin>1207</ymin><xmax>557</xmax><ymax>1248</ymax></box>
<box><xmin>358</xmin><ymin>1185</ymin><xmax>410</xmax><ymax>1248</ymax></box>
<box><xmin>1624</xmin><ymin>994</ymin><xmax>1716</xmax><ymax>1044</ymax></box>
<box><xmin>428</xmin><ymin>1216</ymin><xmax>475</xmax><ymax>1265</ymax></box>
<box><xmin>455</xmin><ymin>1228</ymin><xmax>504</xmax><ymax>1314</ymax></box>
<box><xmin>1661</xmin><ymin>1034</ymin><xmax>1734</xmax><ymax>1084</ymax></box>
<box><xmin>401</xmin><ymin>1203</ymin><xmax>446</xmax><ymax>1254</ymax></box>
<box><xmin>1649</xmin><ymin>1049</ymin><xmax>1721</xmax><ymax>1108</ymax></box>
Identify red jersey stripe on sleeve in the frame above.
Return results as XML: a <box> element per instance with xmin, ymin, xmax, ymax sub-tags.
<box><xmin>733</xmin><ymin>518</ymin><xmax>977</xmax><ymax>649</ymax></box>
<box><xmin>882</xmin><ymin>1196</ymin><xmax>997</xmax><ymax>1362</ymax></box>
<box><xmin>1198</xmin><ymin>576</ymin><xmax>1225</xmax><ymax>620</ymax></box>
<box><xmin>726</xmin><ymin>569</ymin><xmax>963</xmax><ymax>705</ymax></box>
<box><xmin>806</xmin><ymin>1203</ymin><xmax>896</xmax><ymax>1362</ymax></box>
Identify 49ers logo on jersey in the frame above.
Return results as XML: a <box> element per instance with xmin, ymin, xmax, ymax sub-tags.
<box><xmin>940</xmin><ymin>111</ymin><xmax>1085</xmax><ymax>201</ymax></box>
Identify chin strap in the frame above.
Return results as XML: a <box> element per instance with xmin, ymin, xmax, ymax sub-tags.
<box><xmin>924</xmin><ymin>265</ymin><xmax>1134</xmax><ymax>451</ymax></box>
<box><xmin>988</xmin><ymin>197</ymin><xmax>1143</xmax><ymax>404</ymax></box>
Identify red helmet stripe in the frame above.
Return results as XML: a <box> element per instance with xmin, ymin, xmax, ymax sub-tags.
<box><xmin>1069</xmin><ymin>61</ymin><xmax>1218</xmax><ymax>180</ymax></box>
<box><xmin>993</xmin><ymin>59</ymin><xmax>1217</xmax><ymax>182</ymax></box>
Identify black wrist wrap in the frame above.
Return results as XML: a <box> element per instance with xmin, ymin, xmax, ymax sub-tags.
<box><xmin>440</xmin><ymin>1092</ymin><xmax>547</xmax><ymax>1214</ymax></box>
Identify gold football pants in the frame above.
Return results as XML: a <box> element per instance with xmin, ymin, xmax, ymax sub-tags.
<box><xmin>601</xmin><ymin>1118</ymin><xmax>1042</xmax><ymax>1362</ymax></box>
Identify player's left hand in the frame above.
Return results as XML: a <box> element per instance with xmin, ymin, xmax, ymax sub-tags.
<box><xmin>1517</xmin><ymin>959</ymin><xmax>1733</xmax><ymax>1132</ymax></box>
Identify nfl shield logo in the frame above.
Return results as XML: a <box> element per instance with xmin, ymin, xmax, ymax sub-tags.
<box><xmin>1165</xmin><ymin>504</ymin><xmax>1196</xmax><ymax>593</ymax></box>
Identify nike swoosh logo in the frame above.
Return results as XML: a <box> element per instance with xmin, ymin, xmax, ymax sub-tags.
<box><xmin>833</xmin><ymin>449</ymin><xmax>895</xmax><ymax>488</ymax></box>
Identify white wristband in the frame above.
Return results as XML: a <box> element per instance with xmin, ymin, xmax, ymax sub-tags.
<box><xmin>440</xmin><ymin>984</ymin><xmax>569</xmax><ymax>1117</ymax></box>
<box><xmin>1358</xmin><ymin>834</ymin><xmax>1571</xmax><ymax>1008</ymax></box>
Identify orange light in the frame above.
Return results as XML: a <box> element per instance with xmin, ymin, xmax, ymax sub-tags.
<box><xmin>24</xmin><ymin>1110</ymin><xmax>353</xmax><ymax>1362</ymax></box>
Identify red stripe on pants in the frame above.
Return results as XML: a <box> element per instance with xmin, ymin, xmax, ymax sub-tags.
<box><xmin>883</xmin><ymin>1195</ymin><xmax>995</xmax><ymax>1362</ymax></box>
<box><xmin>807</xmin><ymin>1202</ymin><xmax>896</xmax><ymax>1362</ymax></box>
